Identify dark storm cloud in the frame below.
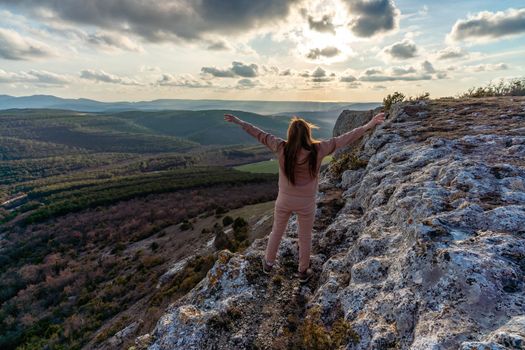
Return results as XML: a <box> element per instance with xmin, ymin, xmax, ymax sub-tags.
<box><xmin>0</xmin><ymin>0</ymin><xmax>302</xmax><ymax>42</ymax></box>
<box><xmin>449</xmin><ymin>8</ymin><xmax>525</xmax><ymax>41</ymax></box>
<box><xmin>383</xmin><ymin>39</ymin><xmax>417</xmax><ymax>59</ymax></box>
<box><xmin>201</xmin><ymin>61</ymin><xmax>258</xmax><ymax>78</ymax></box>
<box><xmin>308</xmin><ymin>14</ymin><xmax>336</xmax><ymax>34</ymax></box>
<box><xmin>306</xmin><ymin>46</ymin><xmax>341</xmax><ymax>59</ymax></box>
<box><xmin>345</xmin><ymin>0</ymin><xmax>400</xmax><ymax>37</ymax></box>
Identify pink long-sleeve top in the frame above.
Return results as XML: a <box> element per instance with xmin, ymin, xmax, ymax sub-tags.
<box><xmin>239</xmin><ymin>120</ymin><xmax>369</xmax><ymax>198</ymax></box>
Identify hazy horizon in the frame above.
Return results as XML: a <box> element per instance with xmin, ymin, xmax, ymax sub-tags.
<box><xmin>0</xmin><ymin>1</ymin><xmax>524</xmax><ymax>102</ymax></box>
<box><xmin>0</xmin><ymin>92</ymin><xmax>378</xmax><ymax>104</ymax></box>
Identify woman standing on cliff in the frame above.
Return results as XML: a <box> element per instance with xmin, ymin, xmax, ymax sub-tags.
<box><xmin>224</xmin><ymin>112</ymin><xmax>385</xmax><ymax>283</ymax></box>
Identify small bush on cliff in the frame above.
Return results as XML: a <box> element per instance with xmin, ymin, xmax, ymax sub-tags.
<box><xmin>179</xmin><ymin>219</ymin><xmax>193</xmax><ymax>231</ymax></box>
<box><xmin>222</xmin><ymin>215</ymin><xmax>233</xmax><ymax>226</ymax></box>
<box><xmin>232</xmin><ymin>217</ymin><xmax>248</xmax><ymax>231</ymax></box>
<box><xmin>383</xmin><ymin>91</ymin><xmax>430</xmax><ymax>112</ymax></box>
<box><xmin>215</xmin><ymin>206</ymin><xmax>228</xmax><ymax>216</ymax></box>
<box><xmin>409</xmin><ymin>91</ymin><xmax>430</xmax><ymax>101</ymax></box>
<box><xmin>213</xmin><ymin>223</ymin><xmax>234</xmax><ymax>251</ymax></box>
<box><xmin>383</xmin><ymin>91</ymin><xmax>405</xmax><ymax>112</ymax></box>
<box><xmin>295</xmin><ymin>305</ymin><xmax>359</xmax><ymax>349</ymax></box>
<box><xmin>329</xmin><ymin>151</ymin><xmax>368</xmax><ymax>178</ymax></box>
<box><xmin>460</xmin><ymin>77</ymin><xmax>525</xmax><ymax>98</ymax></box>
<box><xmin>233</xmin><ymin>218</ymin><xmax>249</xmax><ymax>242</ymax></box>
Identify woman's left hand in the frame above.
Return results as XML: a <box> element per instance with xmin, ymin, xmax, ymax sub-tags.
<box><xmin>224</xmin><ymin>114</ymin><xmax>241</xmax><ymax>124</ymax></box>
<box><xmin>367</xmin><ymin>112</ymin><xmax>385</xmax><ymax>129</ymax></box>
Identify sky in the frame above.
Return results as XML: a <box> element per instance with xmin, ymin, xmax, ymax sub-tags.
<box><xmin>0</xmin><ymin>0</ymin><xmax>524</xmax><ymax>102</ymax></box>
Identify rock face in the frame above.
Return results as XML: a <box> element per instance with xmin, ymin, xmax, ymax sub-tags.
<box><xmin>146</xmin><ymin>97</ymin><xmax>525</xmax><ymax>350</ymax></box>
<box><xmin>333</xmin><ymin>109</ymin><xmax>378</xmax><ymax>138</ymax></box>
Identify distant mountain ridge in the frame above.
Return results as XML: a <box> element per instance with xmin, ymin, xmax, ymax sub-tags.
<box><xmin>0</xmin><ymin>94</ymin><xmax>380</xmax><ymax>115</ymax></box>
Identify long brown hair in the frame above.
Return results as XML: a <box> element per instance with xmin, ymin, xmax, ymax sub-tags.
<box><xmin>283</xmin><ymin>116</ymin><xmax>320</xmax><ymax>185</ymax></box>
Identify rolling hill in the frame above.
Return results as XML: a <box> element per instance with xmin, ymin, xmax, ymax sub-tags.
<box><xmin>0</xmin><ymin>94</ymin><xmax>380</xmax><ymax>115</ymax></box>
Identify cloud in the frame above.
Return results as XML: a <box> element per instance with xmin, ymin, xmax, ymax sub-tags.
<box><xmin>156</xmin><ymin>74</ymin><xmax>212</xmax><ymax>88</ymax></box>
<box><xmin>0</xmin><ymin>0</ymin><xmax>302</xmax><ymax>43</ymax></box>
<box><xmin>421</xmin><ymin>61</ymin><xmax>435</xmax><ymax>73</ymax></box>
<box><xmin>207</xmin><ymin>41</ymin><xmax>230</xmax><ymax>51</ymax></box>
<box><xmin>307</xmin><ymin>14</ymin><xmax>336</xmax><ymax>34</ymax></box>
<box><xmin>0</xmin><ymin>69</ymin><xmax>68</xmax><ymax>85</ymax></box>
<box><xmin>340</xmin><ymin>74</ymin><xmax>357</xmax><ymax>82</ymax></box>
<box><xmin>360</xmin><ymin>74</ymin><xmax>431</xmax><ymax>82</ymax></box>
<box><xmin>0</xmin><ymin>28</ymin><xmax>55</xmax><ymax>60</ymax></box>
<box><xmin>391</xmin><ymin>66</ymin><xmax>416</xmax><ymax>75</ymax></box>
<box><xmin>312</xmin><ymin>67</ymin><xmax>327</xmax><ymax>78</ymax></box>
<box><xmin>312</xmin><ymin>77</ymin><xmax>332</xmax><ymax>82</ymax></box>
<box><xmin>383</xmin><ymin>39</ymin><xmax>417</xmax><ymax>59</ymax></box>
<box><xmin>311</xmin><ymin>67</ymin><xmax>334</xmax><ymax>82</ymax></box>
<box><xmin>80</xmin><ymin>69</ymin><xmax>142</xmax><ymax>85</ymax></box>
<box><xmin>448</xmin><ymin>8</ymin><xmax>525</xmax><ymax>42</ymax></box>
<box><xmin>86</xmin><ymin>32</ymin><xmax>143</xmax><ymax>52</ymax></box>
<box><xmin>279</xmin><ymin>68</ymin><xmax>293</xmax><ymax>76</ymax></box>
<box><xmin>26</xmin><ymin>70</ymin><xmax>69</xmax><ymax>85</ymax></box>
<box><xmin>464</xmin><ymin>63</ymin><xmax>509</xmax><ymax>72</ymax></box>
<box><xmin>345</xmin><ymin>81</ymin><xmax>362</xmax><ymax>89</ymax></box>
<box><xmin>345</xmin><ymin>0</ymin><xmax>400</xmax><ymax>37</ymax></box>
<box><xmin>358</xmin><ymin>64</ymin><xmax>434</xmax><ymax>82</ymax></box>
<box><xmin>363</xmin><ymin>68</ymin><xmax>382</xmax><ymax>76</ymax></box>
<box><xmin>201</xmin><ymin>61</ymin><xmax>258</xmax><ymax>78</ymax></box>
<box><xmin>201</xmin><ymin>67</ymin><xmax>235</xmax><ymax>78</ymax></box>
<box><xmin>231</xmin><ymin>61</ymin><xmax>259</xmax><ymax>77</ymax></box>
<box><xmin>436</xmin><ymin>47</ymin><xmax>468</xmax><ymax>60</ymax></box>
<box><xmin>298</xmin><ymin>67</ymin><xmax>334</xmax><ymax>82</ymax></box>
<box><xmin>261</xmin><ymin>65</ymin><xmax>281</xmax><ymax>75</ymax></box>
<box><xmin>236</xmin><ymin>78</ymin><xmax>259</xmax><ymax>89</ymax></box>
<box><xmin>306</xmin><ymin>46</ymin><xmax>341</xmax><ymax>59</ymax></box>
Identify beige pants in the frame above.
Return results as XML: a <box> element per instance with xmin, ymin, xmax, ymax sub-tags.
<box><xmin>264</xmin><ymin>191</ymin><xmax>316</xmax><ymax>272</ymax></box>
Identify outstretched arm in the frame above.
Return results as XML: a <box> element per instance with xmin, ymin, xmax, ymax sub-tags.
<box><xmin>318</xmin><ymin>112</ymin><xmax>385</xmax><ymax>157</ymax></box>
<box><xmin>224</xmin><ymin>113</ymin><xmax>285</xmax><ymax>153</ymax></box>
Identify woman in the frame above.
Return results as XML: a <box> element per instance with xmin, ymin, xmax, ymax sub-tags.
<box><xmin>224</xmin><ymin>112</ymin><xmax>385</xmax><ymax>283</ymax></box>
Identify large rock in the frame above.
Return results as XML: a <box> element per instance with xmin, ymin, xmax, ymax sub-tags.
<box><xmin>333</xmin><ymin>108</ymin><xmax>381</xmax><ymax>137</ymax></box>
<box><xmin>332</xmin><ymin>107</ymin><xmax>383</xmax><ymax>156</ymax></box>
<box><xmin>145</xmin><ymin>97</ymin><xmax>525</xmax><ymax>350</ymax></box>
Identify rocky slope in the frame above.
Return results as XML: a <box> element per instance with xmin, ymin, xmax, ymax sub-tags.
<box><xmin>140</xmin><ymin>97</ymin><xmax>525</xmax><ymax>350</ymax></box>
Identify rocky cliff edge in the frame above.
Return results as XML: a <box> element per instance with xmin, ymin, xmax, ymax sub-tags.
<box><xmin>143</xmin><ymin>97</ymin><xmax>525</xmax><ymax>350</ymax></box>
